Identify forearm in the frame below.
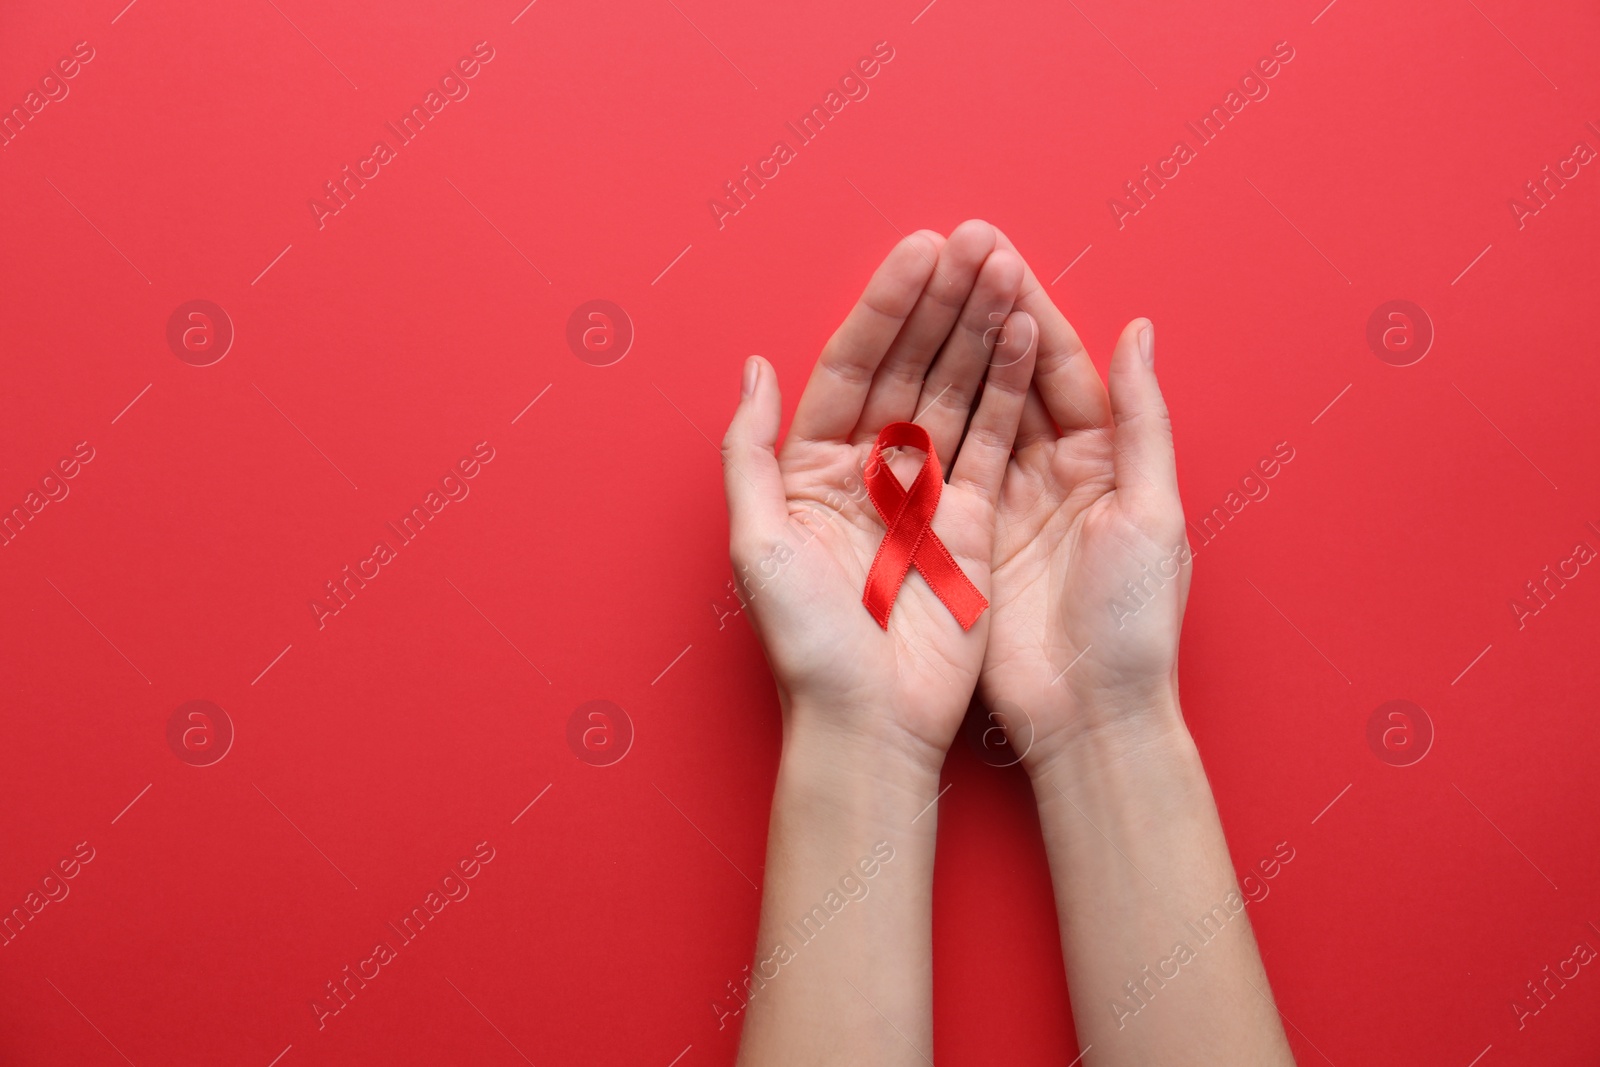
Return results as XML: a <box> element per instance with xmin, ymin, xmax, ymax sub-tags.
<box><xmin>734</xmin><ymin>718</ymin><xmax>942</xmax><ymax>1067</ymax></box>
<box><xmin>1032</xmin><ymin>701</ymin><xmax>1294</xmax><ymax>1066</ymax></box>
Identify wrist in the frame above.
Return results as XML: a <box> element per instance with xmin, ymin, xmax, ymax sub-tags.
<box><xmin>1023</xmin><ymin>684</ymin><xmax>1193</xmax><ymax>785</ymax></box>
<box><xmin>780</xmin><ymin>695</ymin><xmax>950</xmax><ymax>782</ymax></box>
<box><xmin>775</xmin><ymin>712</ymin><xmax>946</xmax><ymax>829</ymax></box>
<box><xmin>1029</xmin><ymin>714</ymin><xmax>1213</xmax><ymax>854</ymax></box>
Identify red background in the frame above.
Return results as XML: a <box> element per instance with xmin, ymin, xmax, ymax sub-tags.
<box><xmin>3</xmin><ymin>0</ymin><xmax>1598</xmax><ymax>1064</ymax></box>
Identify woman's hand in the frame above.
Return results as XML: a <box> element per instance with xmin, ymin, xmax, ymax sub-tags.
<box><xmin>723</xmin><ymin>221</ymin><xmax>1037</xmax><ymax>1066</ymax></box>
<box><xmin>975</xmin><ymin>240</ymin><xmax>1294</xmax><ymax>1067</ymax></box>
<box><xmin>721</xmin><ymin>221</ymin><xmax>1038</xmax><ymax>773</ymax></box>
<box><xmin>977</xmin><ymin>241</ymin><xmax>1191</xmax><ymax>771</ymax></box>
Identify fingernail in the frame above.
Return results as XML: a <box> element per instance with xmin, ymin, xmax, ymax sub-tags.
<box><xmin>1138</xmin><ymin>322</ymin><xmax>1154</xmax><ymax>367</ymax></box>
<box><xmin>742</xmin><ymin>356</ymin><xmax>759</xmax><ymax>399</ymax></box>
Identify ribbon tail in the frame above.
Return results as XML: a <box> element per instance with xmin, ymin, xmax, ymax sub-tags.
<box><xmin>861</xmin><ymin>553</ymin><xmax>907</xmax><ymax>629</ymax></box>
<box><xmin>910</xmin><ymin>534</ymin><xmax>988</xmax><ymax>630</ymax></box>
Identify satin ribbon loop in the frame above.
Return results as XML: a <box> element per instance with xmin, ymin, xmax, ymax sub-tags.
<box><xmin>860</xmin><ymin>422</ymin><xmax>988</xmax><ymax>631</ymax></box>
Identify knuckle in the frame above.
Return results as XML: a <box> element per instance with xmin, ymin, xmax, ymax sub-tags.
<box><xmin>964</xmin><ymin>421</ymin><xmax>1012</xmax><ymax>455</ymax></box>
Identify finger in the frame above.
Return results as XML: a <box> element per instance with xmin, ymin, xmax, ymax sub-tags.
<box><xmin>853</xmin><ymin>219</ymin><xmax>996</xmax><ymax>439</ymax></box>
<box><xmin>1107</xmin><ymin>319</ymin><xmax>1181</xmax><ymax>517</ymax></box>
<box><xmin>722</xmin><ymin>356</ymin><xmax>789</xmax><ymax>560</ymax></box>
<box><xmin>1014</xmin><ymin>384</ymin><xmax>1058</xmax><ymax>452</ymax></box>
<box><xmin>789</xmin><ymin>231</ymin><xmax>942</xmax><ymax>444</ymax></box>
<box><xmin>992</xmin><ymin>228</ymin><xmax>1111</xmax><ymax>433</ymax></box>
<box><xmin>950</xmin><ymin>311</ymin><xmax>1038</xmax><ymax>504</ymax></box>
<box><xmin>912</xmin><ymin>247</ymin><xmax>1024</xmax><ymax>474</ymax></box>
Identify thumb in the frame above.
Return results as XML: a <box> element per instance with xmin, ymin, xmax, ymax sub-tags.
<box><xmin>722</xmin><ymin>355</ymin><xmax>788</xmax><ymax>559</ymax></box>
<box><xmin>1107</xmin><ymin>319</ymin><xmax>1182</xmax><ymax>521</ymax></box>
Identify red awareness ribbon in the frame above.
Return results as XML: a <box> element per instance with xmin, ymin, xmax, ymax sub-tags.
<box><xmin>861</xmin><ymin>422</ymin><xmax>988</xmax><ymax>631</ymax></box>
